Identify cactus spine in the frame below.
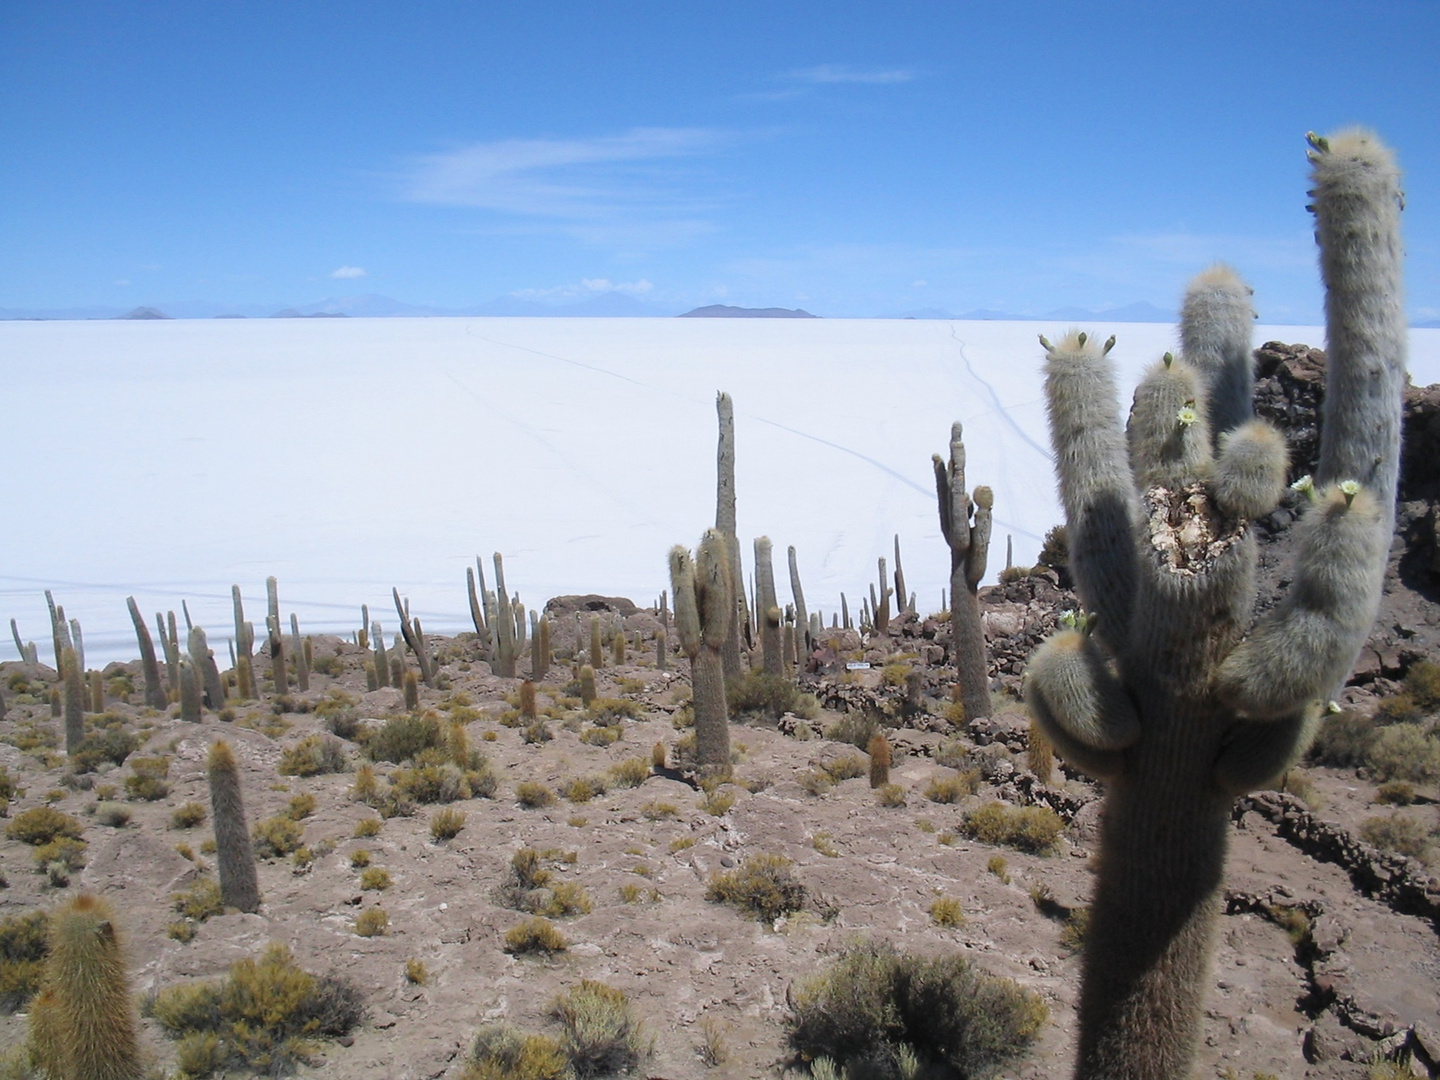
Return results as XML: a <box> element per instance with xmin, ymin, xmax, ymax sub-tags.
<box><xmin>671</xmin><ymin>530</ymin><xmax>733</xmax><ymax>771</ymax></box>
<box><xmin>934</xmin><ymin>422</ymin><xmax>994</xmax><ymax>722</ymax></box>
<box><xmin>1026</xmin><ymin>131</ymin><xmax>1404</xmax><ymax>1080</ymax></box>
<box><xmin>207</xmin><ymin>740</ymin><xmax>260</xmax><ymax>913</ymax></box>
<box><xmin>33</xmin><ymin>894</ymin><xmax>142</xmax><ymax>1080</ymax></box>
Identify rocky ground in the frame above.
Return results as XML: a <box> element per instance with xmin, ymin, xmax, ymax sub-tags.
<box><xmin>0</xmin><ymin>342</ymin><xmax>1438</xmax><ymax>1080</ymax></box>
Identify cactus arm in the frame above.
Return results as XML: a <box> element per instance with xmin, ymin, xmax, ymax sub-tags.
<box><xmin>1310</xmin><ymin>131</ymin><xmax>1407</xmax><ymax>514</ymax></box>
<box><xmin>1211</xmin><ymin>420</ymin><xmax>1289</xmax><ymax>520</ymax></box>
<box><xmin>1179</xmin><ymin>265</ymin><xmax>1256</xmax><ymax>439</ymax></box>
<box><xmin>1212</xmin><ymin>709</ymin><xmax>1322</xmax><ymax>797</ymax></box>
<box><xmin>966</xmin><ymin>487</ymin><xmax>993</xmax><ymax>590</ymax></box>
<box><xmin>1026</xmin><ymin>630</ymin><xmax>1141</xmax><ymax>750</ymax></box>
<box><xmin>1042</xmin><ymin>332</ymin><xmax>1140</xmax><ymax>647</ymax></box>
<box><xmin>1217</xmin><ymin>485</ymin><xmax>1387</xmax><ymax>717</ymax></box>
<box><xmin>668</xmin><ymin>546</ymin><xmax>701</xmax><ymax>657</ymax></box>
<box><xmin>1126</xmin><ymin>357</ymin><xmax>1212</xmax><ymax>489</ymax></box>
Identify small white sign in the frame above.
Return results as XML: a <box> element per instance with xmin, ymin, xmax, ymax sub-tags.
<box><xmin>845</xmin><ymin>661</ymin><xmax>871</xmax><ymax>670</ymax></box>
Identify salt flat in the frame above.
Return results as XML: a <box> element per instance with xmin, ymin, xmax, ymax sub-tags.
<box><xmin>4</xmin><ymin>316</ymin><xmax>1438</xmax><ymax>665</ymax></box>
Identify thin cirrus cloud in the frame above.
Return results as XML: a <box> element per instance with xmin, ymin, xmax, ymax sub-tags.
<box><xmin>784</xmin><ymin>64</ymin><xmax>918</xmax><ymax>85</ymax></box>
<box><xmin>330</xmin><ymin>266</ymin><xmax>367</xmax><ymax>279</ymax></box>
<box><xmin>395</xmin><ymin>128</ymin><xmax>729</xmax><ymax>241</ymax></box>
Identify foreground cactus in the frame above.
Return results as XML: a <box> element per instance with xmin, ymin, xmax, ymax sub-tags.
<box><xmin>32</xmin><ymin>893</ymin><xmax>142</xmax><ymax>1080</ymax></box>
<box><xmin>207</xmin><ymin>740</ymin><xmax>261</xmax><ymax>913</ymax></box>
<box><xmin>1026</xmin><ymin>130</ymin><xmax>1405</xmax><ymax>1079</ymax></box>
<box><xmin>670</xmin><ymin>530</ymin><xmax>733</xmax><ymax>771</ymax></box>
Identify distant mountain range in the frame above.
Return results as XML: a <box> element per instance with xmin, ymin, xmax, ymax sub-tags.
<box><xmin>4</xmin><ymin>293</ymin><xmax>1437</xmax><ymax>326</ymax></box>
<box><xmin>679</xmin><ymin>304</ymin><xmax>817</xmax><ymax>318</ymax></box>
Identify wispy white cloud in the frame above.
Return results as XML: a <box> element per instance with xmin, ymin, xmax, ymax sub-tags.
<box><xmin>396</xmin><ymin>128</ymin><xmax>728</xmax><ymax>243</ymax></box>
<box><xmin>510</xmin><ymin>278</ymin><xmax>654</xmax><ymax>302</ymax></box>
<box><xmin>784</xmin><ymin>64</ymin><xmax>917</xmax><ymax>85</ymax></box>
<box><xmin>331</xmin><ymin>265</ymin><xmax>367</xmax><ymax>279</ymax></box>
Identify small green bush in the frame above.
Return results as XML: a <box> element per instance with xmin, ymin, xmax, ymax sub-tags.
<box><xmin>822</xmin><ymin>754</ymin><xmax>867</xmax><ymax>782</ymax></box>
<box><xmin>503</xmin><ymin>917</ymin><xmax>568</xmax><ymax>955</ymax></box>
<box><xmin>552</xmin><ymin>980</ymin><xmax>649</xmax><ymax>1078</ymax></box>
<box><xmin>285</xmin><ymin>793</ymin><xmax>317</xmax><ymax>820</ymax></box>
<box><xmin>823</xmin><ymin>712</ymin><xmax>877</xmax><ymax>749</ymax></box>
<box><xmin>253</xmin><ymin>814</ymin><xmax>305</xmax><ymax>859</ymax></box>
<box><xmin>359</xmin><ymin>867</ymin><xmax>392</xmax><ymax>891</ymax></box>
<box><xmin>876</xmin><ymin>783</ymin><xmax>906</xmax><ymax>808</ymax></box>
<box><xmin>705</xmin><ymin>854</ymin><xmax>806</xmax><ymax>921</ymax></box>
<box><xmin>353</xmin><ymin>817</ymin><xmax>382</xmax><ymax>838</ymax></box>
<box><xmin>278</xmin><ymin>734</ymin><xmax>348</xmax><ymax>777</ymax></box>
<box><xmin>124</xmin><ymin>755</ymin><xmax>172</xmax><ymax>800</ymax></box>
<box><xmin>728</xmin><ymin>671</ymin><xmax>819</xmax><ymax>721</ymax></box>
<box><xmin>960</xmin><ymin>803</ymin><xmax>1065</xmax><ymax>854</ymax></box>
<box><xmin>94</xmin><ymin>801</ymin><xmax>132</xmax><ymax>827</ymax></box>
<box><xmin>929</xmin><ymin>897</ymin><xmax>965</xmax><ymax>928</ymax></box>
<box><xmin>146</xmin><ymin>942</ymin><xmax>363</xmax><ymax>1074</ymax></box>
<box><xmin>173</xmin><ymin>877</ymin><xmax>225</xmax><ymax>922</ymax></box>
<box><xmin>606</xmin><ymin>757</ymin><xmax>649</xmax><ymax>789</ymax></box>
<box><xmin>6</xmin><ymin>806</ymin><xmax>83</xmax><ymax>846</ymax></box>
<box><xmin>390</xmin><ymin>763</ymin><xmax>472</xmax><ymax>804</ymax></box>
<box><xmin>69</xmin><ymin>728</ymin><xmax>139</xmax><ymax>773</ymax></box>
<box><xmin>787</xmin><ymin>940</ymin><xmax>1046</xmax><ymax>1080</ymax></box>
<box><xmin>366</xmin><ymin>712</ymin><xmax>445</xmax><ymax>764</ymax></box>
<box><xmin>1403</xmin><ymin>660</ymin><xmax>1440</xmax><ymax>711</ymax></box>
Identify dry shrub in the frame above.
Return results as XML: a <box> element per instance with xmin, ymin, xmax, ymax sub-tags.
<box><xmin>876</xmin><ymin>783</ymin><xmax>906</xmax><ymax>808</ymax></box>
<box><xmin>787</xmin><ymin>940</ymin><xmax>1046</xmax><ymax>1080</ymax></box>
<box><xmin>924</xmin><ymin>770</ymin><xmax>980</xmax><ymax>804</ymax></box>
<box><xmin>1366</xmin><ymin>724</ymin><xmax>1440</xmax><ymax>783</ymax></box>
<box><xmin>252</xmin><ymin>814</ymin><xmax>304</xmax><ymax>859</ymax></box>
<box><xmin>6</xmin><ymin>807</ymin><xmax>82</xmax><ymax>846</ymax></box>
<box><xmin>1375</xmin><ymin>780</ymin><xmax>1416</xmax><ymax>805</ymax></box>
<box><xmin>961</xmin><ymin>802</ymin><xmax>1064</xmax><ymax>854</ymax></box>
<box><xmin>354</xmin><ymin>908</ymin><xmax>388</xmax><ymax>937</ymax></box>
<box><xmin>928</xmin><ymin>897</ymin><xmax>965</xmax><ymax>928</ymax></box>
<box><xmin>462</xmin><ymin>1023</ymin><xmax>570</xmax><ymax>1080</ymax></box>
<box><xmin>0</xmin><ymin>910</ymin><xmax>48</xmax><ymax>1012</ymax></box>
<box><xmin>146</xmin><ymin>942</ymin><xmax>363</xmax><ymax>1074</ymax></box>
<box><xmin>278</xmin><ymin>734</ymin><xmax>347</xmax><ymax>777</ymax></box>
<box><xmin>431</xmin><ymin>807</ymin><xmax>466</xmax><ymax>841</ymax></box>
<box><xmin>365</xmin><ymin>712</ymin><xmax>445</xmax><ymax>764</ymax></box>
<box><xmin>705</xmin><ymin>854</ymin><xmax>806</xmax><ymax>921</ymax></box>
<box><xmin>728</xmin><ymin>671</ymin><xmax>818</xmax><ymax>721</ymax></box>
<box><xmin>503</xmin><ymin>917</ymin><xmax>568</xmax><ymax>955</ymax></box>
<box><xmin>606</xmin><ymin>757</ymin><xmax>649</xmax><ymax>789</ymax></box>
<box><xmin>1360</xmin><ymin>813</ymin><xmax>1434</xmax><ymax>859</ymax></box>
<box><xmin>171</xmin><ymin>801</ymin><xmax>207</xmax><ymax>829</ymax></box>
<box><xmin>551</xmin><ymin>980</ymin><xmax>649</xmax><ymax>1077</ymax></box>
<box><xmin>516</xmin><ymin>782</ymin><xmax>556</xmax><ymax>809</ymax></box>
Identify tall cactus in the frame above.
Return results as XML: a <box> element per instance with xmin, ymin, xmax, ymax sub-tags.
<box><xmin>753</xmin><ymin>537</ymin><xmax>783</xmax><ymax>677</ymax></box>
<box><xmin>670</xmin><ymin>530</ymin><xmax>733</xmax><ymax>771</ymax></box>
<box><xmin>715</xmin><ymin>392</ymin><xmax>748</xmax><ymax>679</ymax></box>
<box><xmin>492</xmin><ymin>553</ymin><xmax>518</xmax><ymax>677</ymax></box>
<box><xmin>1025</xmin><ymin>130</ymin><xmax>1404</xmax><ymax>1080</ymax></box>
<box><xmin>207</xmin><ymin>740</ymin><xmax>261</xmax><ymax>913</ymax></box>
<box><xmin>934</xmin><ymin>422</ymin><xmax>994</xmax><ymax>722</ymax></box>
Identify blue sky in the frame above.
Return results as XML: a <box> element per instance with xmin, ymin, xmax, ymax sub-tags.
<box><xmin>2</xmin><ymin>2</ymin><xmax>1437</xmax><ymax>321</ymax></box>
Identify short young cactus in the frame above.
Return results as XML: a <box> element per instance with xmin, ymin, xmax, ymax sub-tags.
<box><xmin>1026</xmin><ymin>130</ymin><xmax>1405</xmax><ymax>1079</ymax></box>
<box><xmin>34</xmin><ymin>894</ymin><xmax>142</xmax><ymax>1080</ymax></box>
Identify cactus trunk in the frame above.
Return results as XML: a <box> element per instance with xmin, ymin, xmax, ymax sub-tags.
<box><xmin>126</xmin><ymin>596</ymin><xmax>168</xmax><ymax>710</ymax></box>
<box><xmin>207</xmin><ymin>740</ymin><xmax>260</xmax><ymax>912</ymax></box>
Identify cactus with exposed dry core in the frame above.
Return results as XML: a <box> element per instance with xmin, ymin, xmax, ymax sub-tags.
<box><xmin>867</xmin><ymin>733</ymin><xmax>892</xmax><ymax>788</ymax></box>
<box><xmin>207</xmin><ymin>740</ymin><xmax>260</xmax><ymax>913</ymax></box>
<box><xmin>934</xmin><ymin>422</ymin><xmax>995</xmax><ymax>722</ymax></box>
<box><xmin>1025</xmin><ymin>131</ymin><xmax>1405</xmax><ymax>1080</ymax></box>
<box><xmin>62</xmin><ymin>647</ymin><xmax>85</xmax><ymax>753</ymax></box>
<box><xmin>32</xmin><ymin>893</ymin><xmax>142</xmax><ymax>1080</ymax></box>
<box><xmin>671</xmin><ymin>531</ymin><xmax>734</xmax><ymax>771</ymax></box>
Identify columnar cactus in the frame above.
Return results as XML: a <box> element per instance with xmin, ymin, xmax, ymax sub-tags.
<box><xmin>715</xmin><ymin>392</ymin><xmax>748</xmax><ymax>679</ymax></box>
<box><xmin>207</xmin><ymin>740</ymin><xmax>261</xmax><ymax>913</ymax></box>
<box><xmin>753</xmin><ymin>537</ymin><xmax>783</xmax><ymax>677</ymax></box>
<box><xmin>392</xmin><ymin>588</ymin><xmax>435</xmax><ymax>688</ymax></box>
<box><xmin>61</xmin><ymin>646</ymin><xmax>85</xmax><ymax>753</ymax></box>
<box><xmin>492</xmin><ymin>553</ymin><xmax>518</xmax><ymax>677</ymax></box>
<box><xmin>934</xmin><ymin>423</ymin><xmax>994</xmax><ymax>722</ymax></box>
<box><xmin>787</xmin><ymin>546</ymin><xmax>810</xmax><ymax>657</ymax></box>
<box><xmin>34</xmin><ymin>894</ymin><xmax>142</xmax><ymax>1080</ymax></box>
<box><xmin>1025</xmin><ymin>130</ymin><xmax>1405</xmax><ymax>1080</ymax></box>
<box><xmin>670</xmin><ymin>530</ymin><xmax>734</xmax><ymax>771</ymax></box>
<box><xmin>467</xmin><ymin>558</ymin><xmax>493</xmax><ymax>660</ymax></box>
